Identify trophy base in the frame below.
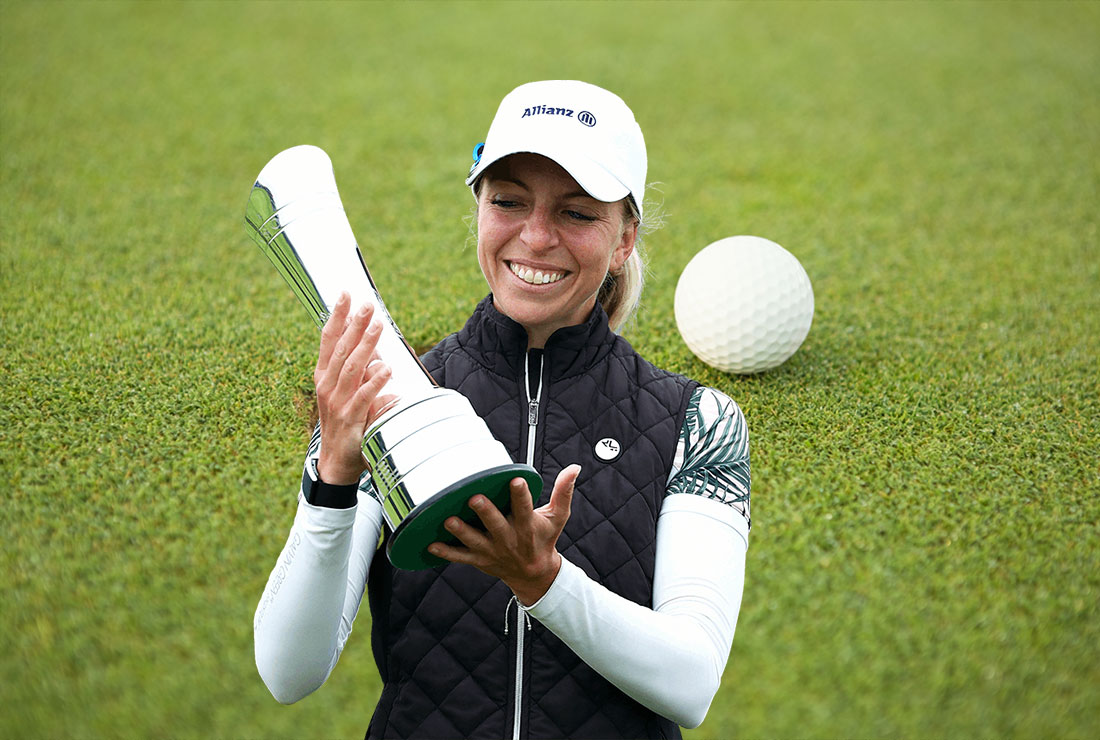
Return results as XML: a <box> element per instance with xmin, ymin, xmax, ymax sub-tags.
<box><xmin>387</xmin><ymin>464</ymin><xmax>544</xmax><ymax>570</ymax></box>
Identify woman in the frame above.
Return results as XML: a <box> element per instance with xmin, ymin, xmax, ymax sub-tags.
<box><xmin>254</xmin><ymin>80</ymin><xmax>751</xmax><ymax>739</ymax></box>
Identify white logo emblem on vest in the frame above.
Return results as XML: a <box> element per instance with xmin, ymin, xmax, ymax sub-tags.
<box><xmin>594</xmin><ymin>437</ymin><xmax>621</xmax><ymax>462</ymax></box>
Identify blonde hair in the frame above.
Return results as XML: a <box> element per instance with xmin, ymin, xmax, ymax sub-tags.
<box><xmin>599</xmin><ymin>195</ymin><xmax>646</xmax><ymax>333</ymax></box>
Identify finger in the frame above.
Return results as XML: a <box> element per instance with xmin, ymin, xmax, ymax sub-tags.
<box><xmin>508</xmin><ymin>477</ymin><xmax>535</xmax><ymax>529</ymax></box>
<box><xmin>468</xmin><ymin>494</ymin><xmax>512</xmax><ymax>541</ymax></box>
<box><xmin>344</xmin><ymin>316</ymin><xmax>386</xmax><ymax>389</ymax></box>
<box><xmin>427</xmin><ymin>540</ymin><xmax>478</xmax><ymax>566</ymax></box>
<box><xmin>318</xmin><ymin>299</ymin><xmax>367</xmax><ymax>390</ymax></box>
<box><xmin>546</xmin><ymin>464</ymin><xmax>580</xmax><ymax>523</ymax></box>
<box><xmin>444</xmin><ymin>513</ymin><xmax>494</xmax><ymax>551</ymax></box>
<box><xmin>367</xmin><ymin>392</ymin><xmax>400</xmax><ymax>426</ymax></box>
<box><xmin>332</xmin><ymin>312</ymin><xmax>382</xmax><ymax>400</ymax></box>
<box><xmin>316</xmin><ymin>292</ymin><xmax>352</xmax><ymax>373</ymax></box>
<box><xmin>361</xmin><ymin>346</ymin><xmax>389</xmax><ymax>380</ymax></box>
<box><xmin>347</xmin><ymin>361</ymin><xmax>392</xmax><ymax>424</ymax></box>
<box><xmin>356</xmin><ymin>314</ymin><xmax>386</xmax><ymax>365</ymax></box>
<box><xmin>321</xmin><ymin>303</ymin><xmax>375</xmax><ymax>397</ymax></box>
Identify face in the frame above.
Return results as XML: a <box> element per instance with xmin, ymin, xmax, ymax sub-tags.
<box><xmin>476</xmin><ymin>153</ymin><xmax>637</xmax><ymax>348</ymax></box>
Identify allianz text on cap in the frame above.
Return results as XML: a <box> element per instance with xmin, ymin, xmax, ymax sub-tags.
<box><xmin>466</xmin><ymin>80</ymin><xmax>647</xmax><ymax>220</ymax></box>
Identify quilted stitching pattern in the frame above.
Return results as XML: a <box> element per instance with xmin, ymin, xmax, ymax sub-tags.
<box><xmin>367</xmin><ymin>297</ymin><xmax>692</xmax><ymax>739</ymax></box>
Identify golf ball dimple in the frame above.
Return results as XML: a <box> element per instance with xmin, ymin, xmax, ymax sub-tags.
<box><xmin>674</xmin><ymin>236</ymin><xmax>814</xmax><ymax>374</ymax></box>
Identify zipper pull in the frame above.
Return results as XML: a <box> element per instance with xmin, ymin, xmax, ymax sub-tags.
<box><xmin>528</xmin><ymin>399</ymin><xmax>539</xmax><ymax>426</ymax></box>
<box><xmin>503</xmin><ymin>595</ymin><xmax>533</xmax><ymax>636</ymax></box>
<box><xmin>504</xmin><ymin>595</ymin><xmax>517</xmax><ymax>635</ymax></box>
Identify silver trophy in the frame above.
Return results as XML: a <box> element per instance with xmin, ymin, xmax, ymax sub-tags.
<box><xmin>244</xmin><ymin>145</ymin><xmax>541</xmax><ymax>570</ymax></box>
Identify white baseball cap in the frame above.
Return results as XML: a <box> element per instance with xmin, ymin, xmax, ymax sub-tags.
<box><xmin>466</xmin><ymin>80</ymin><xmax>647</xmax><ymax>219</ymax></box>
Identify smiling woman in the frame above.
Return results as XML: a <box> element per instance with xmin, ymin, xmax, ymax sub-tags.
<box><xmin>474</xmin><ymin>153</ymin><xmax>638</xmax><ymax>348</ymax></box>
<box><xmin>253</xmin><ymin>80</ymin><xmax>752</xmax><ymax>739</ymax></box>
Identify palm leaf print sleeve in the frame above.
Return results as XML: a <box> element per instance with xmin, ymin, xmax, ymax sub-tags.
<box><xmin>667</xmin><ymin>386</ymin><xmax>751</xmax><ymax>533</ymax></box>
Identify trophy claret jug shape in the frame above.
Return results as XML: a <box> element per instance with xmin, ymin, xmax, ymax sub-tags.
<box><xmin>245</xmin><ymin>145</ymin><xmax>542</xmax><ymax>570</ymax></box>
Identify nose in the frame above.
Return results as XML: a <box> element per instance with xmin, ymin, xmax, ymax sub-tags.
<box><xmin>520</xmin><ymin>206</ymin><xmax>559</xmax><ymax>252</ymax></box>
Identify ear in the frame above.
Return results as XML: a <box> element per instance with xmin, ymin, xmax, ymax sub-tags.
<box><xmin>609</xmin><ymin>218</ymin><xmax>638</xmax><ymax>273</ymax></box>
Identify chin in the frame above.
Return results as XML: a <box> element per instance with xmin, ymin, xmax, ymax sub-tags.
<box><xmin>499</xmin><ymin>298</ymin><xmax>549</xmax><ymax>326</ymax></box>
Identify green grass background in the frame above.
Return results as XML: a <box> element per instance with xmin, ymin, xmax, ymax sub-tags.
<box><xmin>2</xmin><ymin>1</ymin><xmax>1097</xmax><ymax>737</ymax></box>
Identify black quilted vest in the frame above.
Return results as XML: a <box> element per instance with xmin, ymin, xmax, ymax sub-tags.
<box><xmin>366</xmin><ymin>296</ymin><xmax>698</xmax><ymax>739</ymax></box>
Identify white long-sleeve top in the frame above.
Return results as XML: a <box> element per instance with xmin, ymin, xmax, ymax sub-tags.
<box><xmin>254</xmin><ymin>387</ymin><xmax>750</xmax><ymax>729</ymax></box>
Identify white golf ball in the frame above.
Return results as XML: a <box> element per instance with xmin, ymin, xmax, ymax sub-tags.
<box><xmin>674</xmin><ymin>235</ymin><xmax>814</xmax><ymax>374</ymax></box>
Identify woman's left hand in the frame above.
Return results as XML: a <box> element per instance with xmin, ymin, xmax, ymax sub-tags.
<box><xmin>428</xmin><ymin>464</ymin><xmax>581</xmax><ymax>606</ymax></box>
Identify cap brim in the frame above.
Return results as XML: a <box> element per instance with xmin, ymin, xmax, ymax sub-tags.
<box><xmin>466</xmin><ymin>144</ymin><xmax>630</xmax><ymax>204</ymax></box>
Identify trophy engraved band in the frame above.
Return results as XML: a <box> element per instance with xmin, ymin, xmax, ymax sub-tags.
<box><xmin>244</xmin><ymin>145</ymin><xmax>542</xmax><ymax>570</ymax></box>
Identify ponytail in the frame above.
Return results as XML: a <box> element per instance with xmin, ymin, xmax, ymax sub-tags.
<box><xmin>599</xmin><ymin>195</ymin><xmax>647</xmax><ymax>332</ymax></box>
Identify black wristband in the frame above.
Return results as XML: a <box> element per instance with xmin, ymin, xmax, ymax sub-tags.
<box><xmin>302</xmin><ymin>468</ymin><xmax>359</xmax><ymax>509</ymax></box>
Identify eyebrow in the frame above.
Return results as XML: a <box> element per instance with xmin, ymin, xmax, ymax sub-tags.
<box><xmin>492</xmin><ymin>176</ymin><xmax>594</xmax><ymax>202</ymax></box>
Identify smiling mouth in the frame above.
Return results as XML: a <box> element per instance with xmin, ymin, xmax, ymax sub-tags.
<box><xmin>508</xmin><ymin>261</ymin><xmax>566</xmax><ymax>285</ymax></box>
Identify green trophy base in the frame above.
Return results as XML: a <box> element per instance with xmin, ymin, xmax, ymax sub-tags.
<box><xmin>387</xmin><ymin>464</ymin><xmax>544</xmax><ymax>570</ymax></box>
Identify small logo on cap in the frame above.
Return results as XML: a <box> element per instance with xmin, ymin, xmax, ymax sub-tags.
<box><xmin>594</xmin><ymin>437</ymin><xmax>621</xmax><ymax>462</ymax></box>
<box><xmin>472</xmin><ymin>142</ymin><xmax>485</xmax><ymax>164</ymax></box>
<box><xmin>521</xmin><ymin>105</ymin><xmax>575</xmax><ymax>119</ymax></box>
<box><xmin>577</xmin><ymin>111</ymin><xmax>597</xmax><ymax>127</ymax></box>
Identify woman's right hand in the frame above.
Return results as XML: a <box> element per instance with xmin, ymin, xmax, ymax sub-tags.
<box><xmin>314</xmin><ymin>292</ymin><xmax>396</xmax><ymax>485</ymax></box>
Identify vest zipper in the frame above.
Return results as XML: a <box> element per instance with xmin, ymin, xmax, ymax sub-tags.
<box><xmin>524</xmin><ymin>351</ymin><xmax>544</xmax><ymax>466</ymax></box>
<box><xmin>511</xmin><ymin>350</ymin><xmax>544</xmax><ymax>739</ymax></box>
<box><xmin>505</xmin><ymin>595</ymin><xmax>533</xmax><ymax>739</ymax></box>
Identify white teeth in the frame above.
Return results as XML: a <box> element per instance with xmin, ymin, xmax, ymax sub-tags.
<box><xmin>510</xmin><ymin>262</ymin><xmax>564</xmax><ymax>285</ymax></box>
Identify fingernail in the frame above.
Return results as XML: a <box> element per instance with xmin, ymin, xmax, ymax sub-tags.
<box><xmin>358</xmin><ymin>303</ymin><xmax>369</xmax><ymax>317</ymax></box>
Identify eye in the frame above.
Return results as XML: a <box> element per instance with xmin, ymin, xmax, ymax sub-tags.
<box><xmin>565</xmin><ymin>209</ymin><xmax>597</xmax><ymax>222</ymax></box>
<box><xmin>490</xmin><ymin>197</ymin><xmax>520</xmax><ymax>209</ymax></box>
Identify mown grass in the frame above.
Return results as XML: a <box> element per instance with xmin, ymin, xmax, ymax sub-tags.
<box><xmin>2</xmin><ymin>1</ymin><xmax>1097</xmax><ymax>737</ymax></box>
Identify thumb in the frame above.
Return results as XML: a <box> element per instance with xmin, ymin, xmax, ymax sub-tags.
<box><xmin>548</xmin><ymin>464</ymin><xmax>581</xmax><ymax>520</ymax></box>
